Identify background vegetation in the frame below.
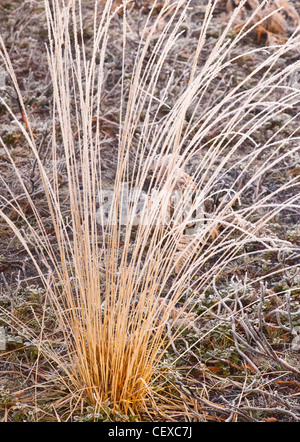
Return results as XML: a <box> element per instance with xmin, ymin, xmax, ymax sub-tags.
<box><xmin>0</xmin><ymin>0</ymin><xmax>299</xmax><ymax>422</ymax></box>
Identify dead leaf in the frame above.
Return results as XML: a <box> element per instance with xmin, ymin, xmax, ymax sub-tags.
<box><xmin>231</xmin><ymin>0</ymin><xmax>300</xmax><ymax>45</ymax></box>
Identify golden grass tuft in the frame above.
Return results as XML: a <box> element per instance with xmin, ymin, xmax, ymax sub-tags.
<box><xmin>0</xmin><ymin>0</ymin><xmax>300</xmax><ymax>419</ymax></box>
<box><xmin>228</xmin><ymin>0</ymin><xmax>300</xmax><ymax>44</ymax></box>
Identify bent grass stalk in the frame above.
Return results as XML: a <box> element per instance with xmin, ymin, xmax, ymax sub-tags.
<box><xmin>0</xmin><ymin>0</ymin><xmax>299</xmax><ymax>418</ymax></box>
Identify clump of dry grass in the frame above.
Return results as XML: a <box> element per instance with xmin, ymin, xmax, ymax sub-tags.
<box><xmin>0</xmin><ymin>0</ymin><xmax>300</xmax><ymax>420</ymax></box>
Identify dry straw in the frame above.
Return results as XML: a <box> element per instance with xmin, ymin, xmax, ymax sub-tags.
<box><xmin>0</xmin><ymin>0</ymin><xmax>299</xmax><ymax>418</ymax></box>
